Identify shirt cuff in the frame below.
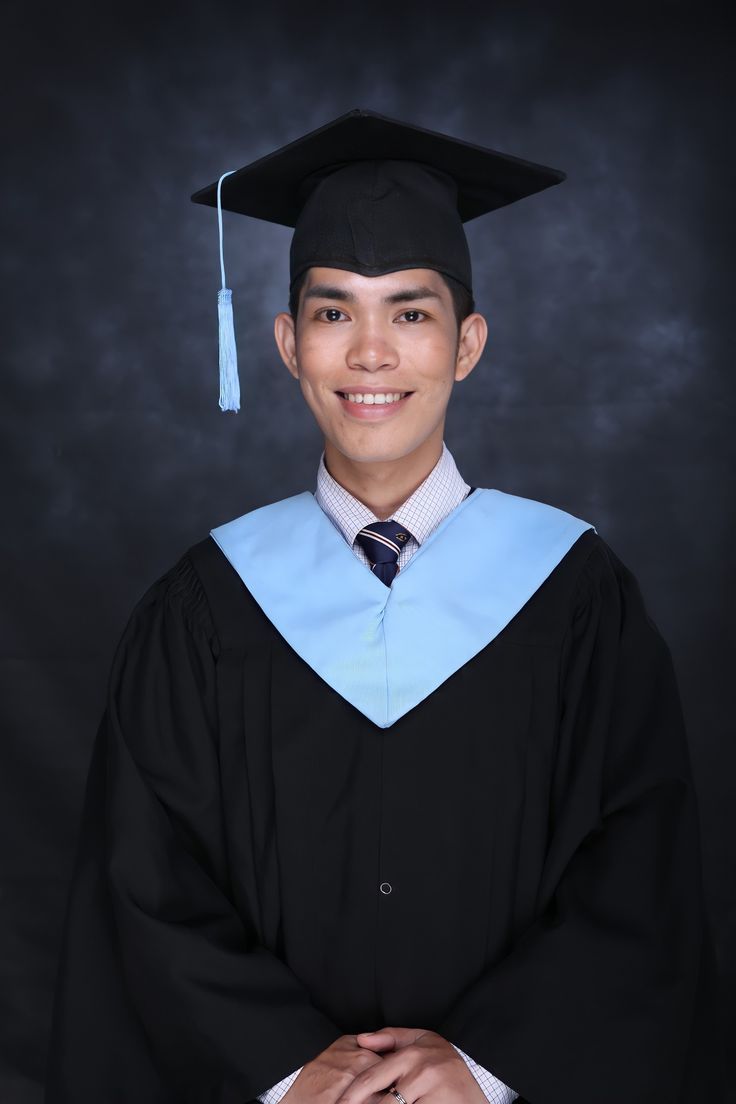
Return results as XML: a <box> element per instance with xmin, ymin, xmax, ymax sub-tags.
<box><xmin>451</xmin><ymin>1042</ymin><xmax>519</xmax><ymax>1103</ymax></box>
<box><xmin>256</xmin><ymin>1064</ymin><xmax>304</xmax><ymax>1103</ymax></box>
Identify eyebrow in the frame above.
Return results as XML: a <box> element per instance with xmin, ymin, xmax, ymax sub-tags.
<box><xmin>303</xmin><ymin>283</ymin><xmax>443</xmax><ymax>305</ymax></box>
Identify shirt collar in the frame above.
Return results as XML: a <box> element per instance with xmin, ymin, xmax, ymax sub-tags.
<box><xmin>314</xmin><ymin>440</ymin><xmax>471</xmax><ymax>548</ymax></box>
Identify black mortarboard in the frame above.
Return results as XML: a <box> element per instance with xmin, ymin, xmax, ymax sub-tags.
<box><xmin>191</xmin><ymin>108</ymin><xmax>566</xmax><ymax>412</ymax></box>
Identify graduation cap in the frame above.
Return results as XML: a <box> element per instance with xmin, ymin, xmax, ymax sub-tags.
<box><xmin>191</xmin><ymin>108</ymin><xmax>566</xmax><ymax>412</ymax></box>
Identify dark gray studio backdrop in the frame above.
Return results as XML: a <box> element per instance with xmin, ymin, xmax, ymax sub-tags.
<box><xmin>2</xmin><ymin>1</ymin><xmax>733</xmax><ymax>1100</ymax></box>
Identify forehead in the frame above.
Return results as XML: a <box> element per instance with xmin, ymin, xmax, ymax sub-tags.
<box><xmin>302</xmin><ymin>266</ymin><xmax>450</xmax><ymax>297</ymax></box>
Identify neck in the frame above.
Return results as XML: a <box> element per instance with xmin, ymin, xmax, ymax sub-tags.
<box><xmin>323</xmin><ymin>429</ymin><xmax>444</xmax><ymax>520</ymax></box>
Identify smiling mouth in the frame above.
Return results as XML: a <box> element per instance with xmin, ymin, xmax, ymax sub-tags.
<box><xmin>336</xmin><ymin>391</ymin><xmax>414</xmax><ymax>403</ymax></box>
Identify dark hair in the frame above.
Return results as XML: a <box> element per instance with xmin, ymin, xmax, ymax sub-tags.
<box><xmin>288</xmin><ymin>269</ymin><xmax>475</xmax><ymax>331</ymax></box>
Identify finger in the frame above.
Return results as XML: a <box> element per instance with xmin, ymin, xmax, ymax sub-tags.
<box><xmin>355</xmin><ymin>1031</ymin><xmax>395</xmax><ymax>1050</ymax></box>
<box><xmin>358</xmin><ymin>1027</ymin><xmax>424</xmax><ymax>1049</ymax></box>
<box><xmin>335</xmin><ymin>1052</ymin><xmax>407</xmax><ymax>1104</ymax></box>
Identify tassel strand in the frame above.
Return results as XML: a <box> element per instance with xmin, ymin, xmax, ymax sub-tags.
<box><xmin>216</xmin><ymin>170</ymin><xmax>240</xmax><ymax>412</ymax></box>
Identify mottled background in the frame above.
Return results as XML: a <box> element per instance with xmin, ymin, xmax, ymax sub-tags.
<box><xmin>1</xmin><ymin>0</ymin><xmax>733</xmax><ymax>1099</ymax></box>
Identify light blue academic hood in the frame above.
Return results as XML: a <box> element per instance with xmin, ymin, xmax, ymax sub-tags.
<box><xmin>210</xmin><ymin>487</ymin><xmax>595</xmax><ymax>728</ymax></box>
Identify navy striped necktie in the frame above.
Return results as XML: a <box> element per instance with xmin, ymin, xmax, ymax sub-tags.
<box><xmin>355</xmin><ymin>519</ymin><xmax>413</xmax><ymax>586</ymax></box>
<box><xmin>354</xmin><ymin>489</ymin><xmax>476</xmax><ymax>586</ymax></box>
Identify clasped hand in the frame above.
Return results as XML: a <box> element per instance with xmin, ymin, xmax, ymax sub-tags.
<box><xmin>283</xmin><ymin>1027</ymin><xmax>488</xmax><ymax>1104</ymax></box>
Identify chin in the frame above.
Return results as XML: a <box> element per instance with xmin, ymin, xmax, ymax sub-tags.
<box><xmin>328</xmin><ymin>437</ymin><xmax>421</xmax><ymax>466</ymax></box>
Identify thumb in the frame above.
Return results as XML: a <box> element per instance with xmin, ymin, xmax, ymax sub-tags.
<box><xmin>357</xmin><ymin>1026</ymin><xmax>423</xmax><ymax>1050</ymax></box>
<box><xmin>356</xmin><ymin>1030</ymin><xmax>396</xmax><ymax>1050</ymax></box>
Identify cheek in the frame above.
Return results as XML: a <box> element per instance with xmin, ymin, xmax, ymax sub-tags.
<box><xmin>293</xmin><ymin>334</ymin><xmax>341</xmax><ymax>386</ymax></box>
<box><xmin>297</xmin><ymin>323</ymin><xmax>344</xmax><ymax>352</ymax></box>
<box><xmin>293</xmin><ymin>364</ymin><xmax>331</xmax><ymax>416</ymax></box>
<box><xmin>400</xmin><ymin>327</ymin><xmax>456</xmax><ymax>362</ymax></box>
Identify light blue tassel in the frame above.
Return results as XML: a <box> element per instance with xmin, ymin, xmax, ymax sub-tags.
<box><xmin>217</xmin><ymin>287</ymin><xmax>239</xmax><ymax>412</ymax></box>
<box><xmin>217</xmin><ymin>170</ymin><xmax>240</xmax><ymax>412</ymax></box>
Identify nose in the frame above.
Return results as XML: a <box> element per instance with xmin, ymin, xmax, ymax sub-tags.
<box><xmin>346</xmin><ymin>321</ymin><xmax>400</xmax><ymax>372</ymax></box>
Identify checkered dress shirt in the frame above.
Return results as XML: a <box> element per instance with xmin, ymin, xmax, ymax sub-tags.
<box><xmin>256</xmin><ymin>442</ymin><xmax>518</xmax><ymax>1104</ymax></box>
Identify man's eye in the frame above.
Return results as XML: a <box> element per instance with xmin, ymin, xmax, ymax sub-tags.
<box><xmin>318</xmin><ymin>308</ymin><xmax>347</xmax><ymax>322</ymax></box>
<box><xmin>398</xmin><ymin>310</ymin><xmax>426</xmax><ymax>323</ymax></box>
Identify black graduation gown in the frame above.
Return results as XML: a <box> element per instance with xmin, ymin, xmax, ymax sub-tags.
<box><xmin>44</xmin><ymin>526</ymin><xmax>725</xmax><ymax>1104</ymax></box>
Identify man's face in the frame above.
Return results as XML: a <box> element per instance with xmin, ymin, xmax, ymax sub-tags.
<box><xmin>273</xmin><ymin>266</ymin><xmax>486</xmax><ymax>467</ymax></box>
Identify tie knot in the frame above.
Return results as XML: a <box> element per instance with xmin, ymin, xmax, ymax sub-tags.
<box><xmin>355</xmin><ymin>519</ymin><xmax>413</xmax><ymax>585</ymax></box>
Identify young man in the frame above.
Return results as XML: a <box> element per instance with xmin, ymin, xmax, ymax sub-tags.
<box><xmin>45</xmin><ymin>110</ymin><xmax>723</xmax><ymax>1104</ymax></box>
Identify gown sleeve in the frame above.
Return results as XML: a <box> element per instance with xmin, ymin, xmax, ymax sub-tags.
<box><xmin>435</xmin><ymin>538</ymin><xmax>725</xmax><ymax>1104</ymax></box>
<box><xmin>44</xmin><ymin>555</ymin><xmax>342</xmax><ymax>1104</ymax></box>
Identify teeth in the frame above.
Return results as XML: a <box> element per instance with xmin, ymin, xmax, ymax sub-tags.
<box><xmin>341</xmin><ymin>392</ymin><xmax>406</xmax><ymax>404</ymax></box>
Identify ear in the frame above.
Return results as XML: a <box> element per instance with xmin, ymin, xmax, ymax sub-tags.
<box><xmin>454</xmin><ymin>312</ymin><xmax>488</xmax><ymax>383</ymax></box>
<box><xmin>274</xmin><ymin>311</ymin><xmax>299</xmax><ymax>379</ymax></box>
